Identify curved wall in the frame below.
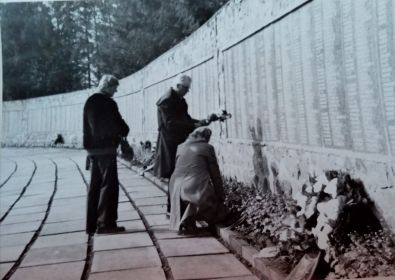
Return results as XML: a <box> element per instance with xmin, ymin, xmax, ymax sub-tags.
<box><xmin>3</xmin><ymin>0</ymin><xmax>395</xmax><ymax>231</ymax></box>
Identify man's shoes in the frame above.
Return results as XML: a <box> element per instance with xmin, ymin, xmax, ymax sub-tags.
<box><xmin>96</xmin><ymin>226</ymin><xmax>126</xmax><ymax>234</ymax></box>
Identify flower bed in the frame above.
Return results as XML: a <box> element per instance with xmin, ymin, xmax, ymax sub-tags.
<box><xmin>223</xmin><ymin>176</ymin><xmax>395</xmax><ymax>279</ymax></box>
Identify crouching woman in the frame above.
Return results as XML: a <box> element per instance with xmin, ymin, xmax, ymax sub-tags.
<box><xmin>169</xmin><ymin>127</ymin><xmax>230</xmax><ymax>234</ymax></box>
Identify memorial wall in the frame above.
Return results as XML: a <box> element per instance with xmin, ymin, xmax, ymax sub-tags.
<box><xmin>2</xmin><ymin>0</ymin><xmax>395</xmax><ymax>231</ymax></box>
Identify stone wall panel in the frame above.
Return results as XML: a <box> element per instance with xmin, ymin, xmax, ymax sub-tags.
<box><xmin>2</xmin><ymin>0</ymin><xmax>395</xmax><ymax>231</ymax></box>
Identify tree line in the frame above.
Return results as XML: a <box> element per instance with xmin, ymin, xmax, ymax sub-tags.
<box><xmin>1</xmin><ymin>0</ymin><xmax>228</xmax><ymax>101</ymax></box>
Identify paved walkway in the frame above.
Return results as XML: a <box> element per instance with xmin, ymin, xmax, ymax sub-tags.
<box><xmin>0</xmin><ymin>148</ymin><xmax>258</xmax><ymax>280</ymax></box>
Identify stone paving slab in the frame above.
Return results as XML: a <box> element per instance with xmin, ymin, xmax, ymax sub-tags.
<box><xmin>134</xmin><ymin>196</ymin><xmax>167</xmax><ymax>206</ymax></box>
<box><xmin>118</xmin><ymin>176</ymin><xmax>151</xmax><ymax>185</ymax></box>
<box><xmin>158</xmin><ymin>237</ymin><xmax>229</xmax><ymax>257</ymax></box>
<box><xmin>140</xmin><ymin>205</ymin><xmax>167</xmax><ymax>215</ymax></box>
<box><xmin>118</xmin><ymin>209</ymin><xmax>140</xmax><ymax>221</ymax></box>
<box><xmin>0</xmin><ymin>220</ymin><xmax>41</xmax><ymax>235</ymax></box>
<box><xmin>0</xmin><ymin>160</ymin><xmax>15</xmax><ymax>177</ymax></box>
<box><xmin>0</xmin><ymin>263</ymin><xmax>14</xmax><ymax>279</ymax></box>
<box><xmin>94</xmin><ymin>232</ymin><xmax>153</xmax><ymax>251</ymax></box>
<box><xmin>55</xmin><ymin>187</ymin><xmax>85</xmax><ymax>194</ymax></box>
<box><xmin>48</xmin><ymin>205</ymin><xmax>85</xmax><ymax>215</ymax></box>
<box><xmin>145</xmin><ymin>214</ymin><xmax>170</xmax><ymax>227</ymax></box>
<box><xmin>168</xmin><ymin>254</ymin><xmax>253</xmax><ymax>279</ymax></box>
<box><xmin>153</xmin><ymin>228</ymin><xmax>202</xmax><ymax>240</ymax></box>
<box><xmin>55</xmin><ymin>188</ymin><xmax>85</xmax><ymax>195</ymax></box>
<box><xmin>32</xmin><ymin>232</ymin><xmax>87</xmax><ymax>249</ymax></box>
<box><xmin>129</xmin><ymin>192</ymin><xmax>167</xmax><ymax>199</ymax></box>
<box><xmin>13</xmin><ymin>196</ymin><xmax>50</xmax><ymax>208</ymax></box>
<box><xmin>46</xmin><ymin>196</ymin><xmax>85</xmax><ymax>207</ymax></box>
<box><xmin>21</xmin><ymin>244</ymin><xmax>86</xmax><ymax>267</ymax></box>
<box><xmin>56</xmin><ymin>178</ymin><xmax>85</xmax><ymax>185</ymax></box>
<box><xmin>125</xmin><ymin>186</ymin><xmax>160</xmax><ymax>193</ymax></box>
<box><xmin>54</xmin><ymin>192</ymin><xmax>86</xmax><ymax>200</ymax></box>
<box><xmin>22</xmin><ymin>189</ymin><xmax>51</xmax><ymax>197</ymax></box>
<box><xmin>40</xmin><ymin>219</ymin><xmax>85</xmax><ymax>235</ymax></box>
<box><xmin>117</xmin><ymin>202</ymin><xmax>135</xmax><ymax>211</ymax></box>
<box><xmin>46</xmin><ymin>208</ymin><xmax>85</xmax><ymax>223</ymax></box>
<box><xmin>122</xmin><ymin>185</ymin><xmax>160</xmax><ymax>192</ymax></box>
<box><xmin>2</xmin><ymin>212</ymin><xmax>45</xmax><ymax>225</ymax></box>
<box><xmin>6</xmin><ymin>205</ymin><xmax>47</xmax><ymax>216</ymax></box>
<box><xmin>1</xmin><ymin>189</ymin><xmax>23</xmax><ymax>195</ymax></box>
<box><xmin>9</xmin><ymin>261</ymin><xmax>85</xmax><ymax>280</ymax></box>
<box><xmin>127</xmin><ymin>186</ymin><xmax>164</xmax><ymax>193</ymax></box>
<box><xmin>57</xmin><ymin>172</ymin><xmax>82</xmax><ymax>178</ymax></box>
<box><xmin>19</xmin><ymin>193</ymin><xmax>47</xmax><ymax>199</ymax></box>
<box><xmin>0</xmin><ymin>232</ymin><xmax>34</xmax><ymax>247</ymax></box>
<box><xmin>2</xmin><ymin>177</ymin><xmax>32</xmax><ymax>187</ymax></box>
<box><xmin>117</xmin><ymin>220</ymin><xmax>146</xmax><ymax>232</ymax></box>
<box><xmin>0</xmin><ymin>192</ymin><xmax>21</xmax><ymax>199</ymax></box>
<box><xmin>27</xmin><ymin>178</ymin><xmax>55</xmax><ymax>186</ymax></box>
<box><xmin>89</xmin><ymin>267</ymin><xmax>166</xmax><ymax>280</ymax></box>
<box><xmin>91</xmin><ymin>246</ymin><xmax>161</xmax><ymax>273</ymax></box>
<box><xmin>0</xmin><ymin>245</ymin><xmax>25</xmax><ymax>262</ymax></box>
<box><xmin>121</xmin><ymin>182</ymin><xmax>156</xmax><ymax>189</ymax></box>
<box><xmin>0</xmin><ymin>203</ymin><xmax>14</xmax><ymax>213</ymax></box>
<box><xmin>1</xmin><ymin>149</ymin><xmax>261</xmax><ymax>280</ymax></box>
<box><xmin>7</xmin><ymin>169</ymin><xmax>33</xmax><ymax>177</ymax></box>
<box><xmin>26</xmin><ymin>182</ymin><xmax>54</xmax><ymax>190</ymax></box>
<box><xmin>119</xmin><ymin>197</ymin><xmax>129</xmax><ymax>203</ymax></box>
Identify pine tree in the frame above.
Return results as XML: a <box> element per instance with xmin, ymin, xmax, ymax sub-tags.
<box><xmin>1</xmin><ymin>0</ymin><xmax>229</xmax><ymax>100</ymax></box>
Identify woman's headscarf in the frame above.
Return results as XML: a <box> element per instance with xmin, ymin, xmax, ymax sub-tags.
<box><xmin>187</xmin><ymin>127</ymin><xmax>212</xmax><ymax>142</ymax></box>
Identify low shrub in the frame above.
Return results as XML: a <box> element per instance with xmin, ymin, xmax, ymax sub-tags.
<box><xmin>223</xmin><ymin>177</ymin><xmax>395</xmax><ymax>278</ymax></box>
<box><xmin>327</xmin><ymin>230</ymin><xmax>395</xmax><ymax>279</ymax></box>
<box><xmin>223</xmin><ymin>177</ymin><xmax>317</xmax><ymax>273</ymax></box>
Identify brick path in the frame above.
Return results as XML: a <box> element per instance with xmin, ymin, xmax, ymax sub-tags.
<box><xmin>0</xmin><ymin>148</ymin><xmax>258</xmax><ymax>280</ymax></box>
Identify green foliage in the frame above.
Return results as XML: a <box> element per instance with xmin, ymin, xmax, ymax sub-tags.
<box><xmin>223</xmin><ymin>177</ymin><xmax>395</xmax><ymax>277</ymax></box>
<box><xmin>223</xmin><ymin>178</ymin><xmax>316</xmax><ymax>272</ymax></box>
<box><xmin>327</xmin><ymin>230</ymin><xmax>395</xmax><ymax>279</ymax></box>
<box><xmin>225</xmin><ymin>178</ymin><xmax>296</xmax><ymax>245</ymax></box>
<box><xmin>1</xmin><ymin>2</ymin><xmax>62</xmax><ymax>99</ymax></box>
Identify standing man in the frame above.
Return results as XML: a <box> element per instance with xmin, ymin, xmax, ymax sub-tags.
<box><xmin>153</xmin><ymin>74</ymin><xmax>210</xmax><ymax>214</ymax></box>
<box><xmin>83</xmin><ymin>74</ymin><xmax>129</xmax><ymax>234</ymax></box>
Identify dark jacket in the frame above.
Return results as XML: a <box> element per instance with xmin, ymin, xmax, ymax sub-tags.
<box><xmin>153</xmin><ymin>89</ymin><xmax>198</xmax><ymax>178</ymax></box>
<box><xmin>83</xmin><ymin>93</ymin><xmax>129</xmax><ymax>153</ymax></box>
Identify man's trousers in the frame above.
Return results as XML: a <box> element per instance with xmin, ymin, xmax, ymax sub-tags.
<box><xmin>86</xmin><ymin>155</ymin><xmax>119</xmax><ymax>233</ymax></box>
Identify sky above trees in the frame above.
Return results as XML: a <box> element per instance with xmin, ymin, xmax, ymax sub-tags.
<box><xmin>1</xmin><ymin>0</ymin><xmax>228</xmax><ymax>101</ymax></box>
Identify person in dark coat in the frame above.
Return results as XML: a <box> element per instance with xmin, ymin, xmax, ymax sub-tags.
<box><xmin>152</xmin><ymin>74</ymin><xmax>210</xmax><ymax>214</ymax></box>
<box><xmin>83</xmin><ymin>74</ymin><xmax>129</xmax><ymax>234</ymax></box>
<box><xmin>169</xmin><ymin>127</ymin><xmax>229</xmax><ymax>234</ymax></box>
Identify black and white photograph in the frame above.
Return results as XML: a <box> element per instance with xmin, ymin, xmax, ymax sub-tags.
<box><xmin>1</xmin><ymin>0</ymin><xmax>395</xmax><ymax>279</ymax></box>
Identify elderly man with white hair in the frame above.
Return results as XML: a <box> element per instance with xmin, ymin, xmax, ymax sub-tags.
<box><xmin>153</xmin><ymin>74</ymin><xmax>215</xmax><ymax>215</ymax></box>
<box><xmin>83</xmin><ymin>74</ymin><xmax>129</xmax><ymax>234</ymax></box>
